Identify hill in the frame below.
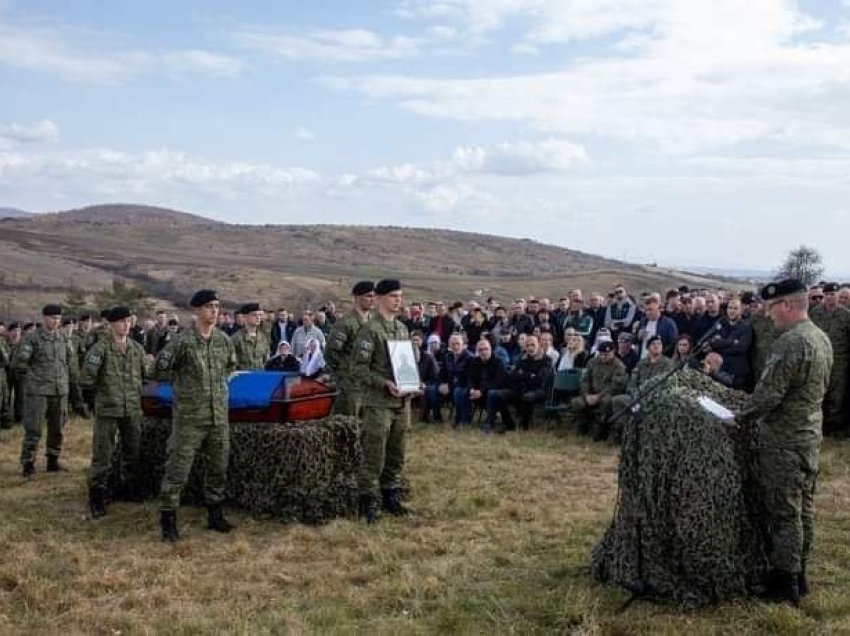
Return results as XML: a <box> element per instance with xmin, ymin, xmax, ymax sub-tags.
<box><xmin>0</xmin><ymin>203</ymin><xmax>730</xmax><ymax>319</ymax></box>
<box><xmin>0</xmin><ymin>206</ymin><xmax>33</xmax><ymax>219</ymax></box>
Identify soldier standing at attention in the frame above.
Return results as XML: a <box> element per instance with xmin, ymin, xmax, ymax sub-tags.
<box><xmin>0</xmin><ymin>333</ymin><xmax>10</xmax><ymax>439</ymax></box>
<box><xmin>351</xmin><ymin>279</ymin><xmax>413</xmax><ymax>524</ymax></box>
<box><xmin>231</xmin><ymin>303</ymin><xmax>270</xmax><ymax>370</ymax></box>
<box><xmin>326</xmin><ymin>281</ymin><xmax>375</xmax><ymax>416</ymax></box>
<box><xmin>738</xmin><ymin>279</ymin><xmax>832</xmax><ymax>606</ymax></box>
<box><xmin>13</xmin><ymin>304</ymin><xmax>77</xmax><ymax>477</ymax></box>
<box><xmin>155</xmin><ymin>290</ymin><xmax>237</xmax><ymax>542</ymax></box>
<box><xmin>809</xmin><ymin>282</ymin><xmax>850</xmax><ymax>436</ymax></box>
<box><xmin>81</xmin><ymin>307</ymin><xmax>151</xmax><ymax>518</ymax></box>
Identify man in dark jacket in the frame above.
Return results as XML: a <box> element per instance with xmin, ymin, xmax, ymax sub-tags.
<box><xmin>634</xmin><ymin>297</ymin><xmax>679</xmax><ymax>357</ymax></box>
<box><xmin>468</xmin><ymin>339</ymin><xmax>507</xmax><ymax>432</ymax></box>
<box><xmin>707</xmin><ymin>297</ymin><xmax>753</xmax><ymax>390</ymax></box>
<box><xmin>436</xmin><ymin>333</ymin><xmax>473</xmax><ymax>426</ymax></box>
<box><xmin>488</xmin><ymin>335</ymin><xmax>552</xmax><ymax>431</ymax></box>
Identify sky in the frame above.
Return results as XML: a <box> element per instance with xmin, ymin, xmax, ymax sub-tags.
<box><xmin>1</xmin><ymin>0</ymin><xmax>850</xmax><ymax>275</ymax></box>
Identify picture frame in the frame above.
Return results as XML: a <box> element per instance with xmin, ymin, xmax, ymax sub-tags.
<box><xmin>387</xmin><ymin>340</ymin><xmax>421</xmax><ymax>394</ymax></box>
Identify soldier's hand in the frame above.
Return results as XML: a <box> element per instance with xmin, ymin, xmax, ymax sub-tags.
<box><xmin>385</xmin><ymin>381</ymin><xmax>403</xmax><ymax>397</ymax></box>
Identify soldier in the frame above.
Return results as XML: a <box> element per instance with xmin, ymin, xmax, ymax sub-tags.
<box><xmin>145</xmin><ymin>310</ymin><xmax>169</xmax><ymax>355</ymax></box>
<box><xmin>571</xmin><ymin>340</ymin><xmax>628</xmax><ymax>441</ymax></box>
<box><xmin>611</xmin><ymin>335</ymin><xmax>674</xmax><ymax>440</ymax></box>
<box><xmin>4</xmin><ymin>322</ymin><xmax>24</xmax><ymax>424</ymax></box>
<box><xmin>155</xmin><ymin>290</ymin><xmax>237</xmax><ymax>542</ymax></box>
<box><xmin>0</xmin><ymin>332</ymin><xmax>9</xmax><ymax>439</ymax></box>
<box><xmin>326</xmin><ymin>281</ymin><xmax>375</xmax><ymax>417</ymax></box>
<box><xmin>80</xmin><ymin>307</ymin><xmax>151</xmax><ymax>518</ymax></box>
<box><xmin>738</xmin><ymin>279</ymin><xmax>832</xmax><ymax>606</ymax></box>
<box><xmin>749</xmin><ymin>299</ymin><xmax>779</xmax><ymax>389</ymax></box>
<box><xmin>230</xmin><ymin>303</ymin><xmax>270</xmax><ymax>370</ymax></box>
<box><xmin>13</xmin><ymin>304</ymin><xmax>77</xmax><ymax>477</ymax></box>
<box><xmin>351</xmin><ymin>279</ymin><xmax>413</xmax><ymax>524</ymax></box>
<box><xmin>809</xmin><ymin>282</ymin><xmax>850</xmax><ymax>436</ymax></box>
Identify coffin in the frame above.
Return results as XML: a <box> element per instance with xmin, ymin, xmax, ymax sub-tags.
<box><xmin>141</xmin><ymin>371</ymin><xmax>336</xmax><ymax>422</ymax></box>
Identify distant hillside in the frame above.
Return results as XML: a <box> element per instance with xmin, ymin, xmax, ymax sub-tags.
<box><xmin>0</xmin><ymin>203</ymin><xmax>732</xmax><ymax>319</ymax></box>
<box><xmin>0</xmin><ymin>207</ymin><xmax>32</xmax><ymax>219</ymax></box>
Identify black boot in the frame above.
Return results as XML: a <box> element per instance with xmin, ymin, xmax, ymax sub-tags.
<box><xmin>762</xmin><ymin>569</ymin><xmax>800</xmax><ymax>607</ymax></box>
<box><xmin>46</xmin><ymin>455</ymin><xmax>67</xmax><ymax>472</ymax></box>
<box><xmin>207</xmin><ymin>504</ymin><xmax>235</xmax><ymax>533</ymax></box>
<box><xmin>160</xmin><ymin>509</ymin><xmax>180</xmax><ymax>543</ymax></box>
<box><xmin>22</xmin><ymin>462</ymin><xmax>35</xmax><ymax>478</ymax></box>
<box><xmin>358</xmin><ymin>494</ymin><xmax>380</xmax><ymax>524</ymax></box>
<box><xmin>382</xmin><ymin>489</ymin><xmax>413</xmax><ymax>517</ymax></box>
<box><xmin>798</xmin><ymin>563</ymin><xmax>809</xmax><ymax>597</ymax></box>
<box><xmin>89</xmin><ymin>488</ymin><xmax>107</xmax><ymax>519</ymax></box>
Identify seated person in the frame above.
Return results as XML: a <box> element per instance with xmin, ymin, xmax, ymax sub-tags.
<box><xmin>616</xmin><ymin>332</ymin><xmax>640</xmax><ymax>374</ymax></box>
<box><xmin>699</xmin><ymin>351</ymin><xmax>733</xmax><ymax>387</ymax></box>
<box><xmin>487</xmin><ymin>335</ymin><xmax>552</xmax><ymax>431</ymax></box>
<box><xmin>556</xmin><ymin>328</ymin><xmax>589</xmax><ymax>371</ymax></box>
<box><xmin>468</xmin><ymin>339</ymin><xmax>507</xmax><ymax>432</ymax></box>
<box><xmin>436</xmin><ymin>333</ymin><xmax>473</xmax><ymax>425</ymax></box>
<box><xmin>571</xmin><ymin>340</ymin><xmax>628</xmax><ymax>441</ymax></box>
<box><xmin>673</xmin><ymin>334</ymin><xmax>693</xmax><ymax>363</ymax></box>
<box><xmin>411</xmin><ymin>331</ymin><xmax>440</xmax><ymax>422</ymax></box>
<box><xmin>265</xmin><ymin>341</ymin><xmax>301</xmax><ymax>372</ymax></box>
<box><xmin>299</xmin><ymin>337</ymin><xmax>326</xmax><ymax>378</ymax></box>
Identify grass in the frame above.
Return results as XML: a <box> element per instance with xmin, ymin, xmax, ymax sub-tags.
<box><xmin>0</xmin><ymin>419</ymin><xmax>848</xmax><ymax>634</ymax></box>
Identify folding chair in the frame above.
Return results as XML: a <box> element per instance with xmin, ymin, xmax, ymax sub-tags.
<box><xmin>545</xmin><ymin>368</ymin><xmax>582</xmax><ymax>413</ymax></box>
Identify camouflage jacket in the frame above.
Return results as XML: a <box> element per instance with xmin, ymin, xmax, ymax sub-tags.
<box><xmin>741</xmin><ymin>319</ymin><xmax>832</xmax><ymax>449</ymax></box>
<box><xmin>231</xmin><ymin>328</ymin><xmax>270</xmax><ymax>370</ymax></box>
<box><xmin>581</xmin><ymin>356</ymin><xmax>628</xmax><ymax>397</ymax></box>
<box><xmin>810</xmin><ymin>305</ymin><xmax>850</xmax><ymax>362</ymax></box>
<box><xmin>627</xmin><ymin>355</ymin><xmax>675</xmax><ymax>395</ymax></box>
<box><xmin>351</xmin><ymin>313</ymin><xmax>410</xmax><ymax>409</ymax></box>
<box><xmin>13</xmin><ymin>328</ymin><xmax>77</xmax><ymax>396</ymax></box>
<box><xmin>0</xmin><ymin>339</ymin><xmax>9</xmax><ymax>389</ymax></box>
<box><xmin>749</xmin><ymin>311</ymin><xmax>778</xmax><ymax>381</ymax></box>
<box><xmin>155</xmin><ymin>327</ymin><xmax>236</xmax><ymax>427</ymax></box>
<box><xmin>73</xmin><ymin>331</ymin><xmax>92</xmax><ymax>370</ymax></box>
<box><xmin>80</xmin><ymin>335</ymin><xmax>149</xmax><ymax>418</ymax></box>
<box><xmin>325</xmin><ymin>310</ymin><xmax>370</xmax><ymax>390</ymax></box>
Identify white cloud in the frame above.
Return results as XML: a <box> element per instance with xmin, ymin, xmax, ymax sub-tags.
<box><xmin>0</xmin><ymin>119</ymin><xmax>59</xmax><ymax>148</ymax></box>
<box><xmin>0</xmin><ymin>18</ymin><xmax>245</xmax><ymax>83</ymax></box>
<box><xmin>232</xmin><ymin>27</ymin><xmax>420</xmax><ymax>63</ymax></box>
<box><xmin>294</xmin><ymin>127</ymin><xmax>316</xmax><ymax>140</ymax></box>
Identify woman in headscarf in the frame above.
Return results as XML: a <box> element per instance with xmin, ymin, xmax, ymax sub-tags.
<box><xmin>299</xmin><ymin>337</ymin><xmax>326</xmax><ymax>378</ymax></box>
<box><xmin>265</xmin><ymin>341</ymin><xmax>300</xmax><ymax>372</ymax></box>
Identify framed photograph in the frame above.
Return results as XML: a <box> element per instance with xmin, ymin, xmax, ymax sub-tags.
<box><xmin>387</xmin><ymin>340</ymin><xmax>421</xmax><ymax>394</ymax></box>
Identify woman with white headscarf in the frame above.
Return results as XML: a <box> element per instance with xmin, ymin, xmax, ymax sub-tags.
<box><xmin>299</xmin><ymin>337</ymin><xmax>326</xmax><ymax>378</ymax></box>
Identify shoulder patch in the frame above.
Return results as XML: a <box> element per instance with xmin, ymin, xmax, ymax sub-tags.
<box><xmin>157</xmin><ymin>349</ymin><xmax>174</xmax><ymax>370</ymax></box>
<box><xmin>360</xmin><ymin>340</ymin><xmax>373</xmax><ymax>351</ymax></box>
<box><xmin>86</xmin><ymin>352</ymin><xmax>102</xmax><ymax>367</ymax></box>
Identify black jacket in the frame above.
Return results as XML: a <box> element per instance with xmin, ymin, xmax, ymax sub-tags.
<box><xmin>468</xmin><ymin>356</ymin><xmax>507</xmax><ymax>395</ymax></box>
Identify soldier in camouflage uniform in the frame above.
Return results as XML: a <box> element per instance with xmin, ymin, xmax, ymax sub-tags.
<box><xmin>326</xmin><ymin>281</ymin><xmax>375</xmax><ymax>417</ymax></box>
<box><xmin>155</xmin><ymin>290</ymin><xmax>237</xmax><ymax>542</ymax></box>
<box><xmin>0</xmin><ymin>334</ymin><xmax>10</xmax><ymax>438</ymax></box>
<box><xmin>230</xmin><ymin>303</ymin><xmax>270</xmax><ymax>370</ymax></box>
<box><xmin>4</xmin><ymin>322</ymin><xmax>24</xmax><ymax>424</ymax></box>
<box><xmin>571</xmin><ymin>340</ymin><xmax>628</xmax><ymax>441</ymax></box>
<box><xmin>610</xmin><ymin>335</ymin><xmax>674</xmax><ymax>441</ymax></box>
<box><xmin>749</xmin><ymin>301</ymin><xmax>778</xmax><ymax>389</ymax></box>
<box><xmin>809</xmin><ymin>282</ymin><xmax>850</xmax><ymax>436</ymax></box>
<box><xmin>351</xmin><ymin>279</ymin><xmax>413</xmax><ymax>523</ymax></box>
<box><xmin>80</xmin><ymin>307</ymin><xmax>151</xmax><ymax>518</ymax></box>
<box><xmin>739</xmin><ymin>279</ymin><xmax>832</xmax><ymax>606</ymax></box>
<box><xmin>13</xmin><ymin>304</ymin><xmax>77</xmax><ymax>477</ymax></box>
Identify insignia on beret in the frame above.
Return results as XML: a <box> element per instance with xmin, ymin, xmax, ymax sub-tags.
<box><xmin>766</xmin><ymin>285</ymin><xmax>776</xmax><ymax>296</ymax></box>
<box><xmin>823</xmin><ymin>282</ymin><xmax>840</xmax><ymax>293</ymax></box>
<box><xmin>760</xmin><ymin>278</ymin><xmax>805</xmax><ymax>301</ymax></box>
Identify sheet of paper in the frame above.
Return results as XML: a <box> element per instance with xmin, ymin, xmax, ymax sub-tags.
<box><xmin>697</xmin><ymin>396</ymin><xmax>735</xmax><ymax>423</ymax></box>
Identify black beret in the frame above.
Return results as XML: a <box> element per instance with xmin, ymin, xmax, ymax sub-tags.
<box><xmin>760</xmin><ymin>278</ymin><xmax>806</xmax><ymax>301</ymax></box>
<box><xmin>740</xmin><ymin>291</ymin><xmax>755</xmax><ymax>305</ymax></box>
<box><xmin>450</xmin><ymin>301</ymin><xmax>464</xmax><ymax>311</ymax></box>
<box><xmin>99</xmin><ymin>309</ymin><xmax>111</xmax><ymax>319</ymax></box>
<box><xmin>190</xmin><ymin>289</ymin><xmax>219</xmax><ymax>307</ymax></box>
<box><xmin>374</xmin><ymin>279</ymin><xmax>401</xmax><ymax>295</ymax></box>
<box><xmin>678</xmin><ymin>285</ymin><xmax>690</xmax><ymax>294</ymax></box>
<box><xmin>646</xmin><ymin>334</ymin><xmax>663</xmax><ymax>347</ymax></box>
<box><xmin>598</xmin><ymin>340</ymin><xmax>615</xmax><ymax>353</ymax></box>
<box><xmin>8</xmin><ymin>322</ymin><xmax>19</xmax><ymax>330</ymax></box>
<box><xmin>823</xmin><ymin>282</ymin><xmax>840</xmax><ymax>293</ymax></box>
<box><xmin>351</xmin><ymin>281</ymin><xmax>375</xmax><ymax>296</ymax></box>
<box><xmin>42</xmin><ymin>304</ymin><xmax>62</xmax><ymax>316</ymax></box>
<box><xmin>109</xmin><ymin>306</ymin><xmax>132</xmax><ymax>322</ymax></box>
<box><xmin>241</xmin><ymin>302</ymin><xmax>261</xmax><ymax>314</ymax></box>
<box><xmin>61</xmin><ymin>318</ymin><xmax>74</xmax><ymax>327</ymax></box>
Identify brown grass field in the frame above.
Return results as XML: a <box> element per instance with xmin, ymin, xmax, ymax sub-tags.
<box><xmin>0</xmin><ymin>419</ymin><xmax>849</xmax><ymax>635</ymax></box>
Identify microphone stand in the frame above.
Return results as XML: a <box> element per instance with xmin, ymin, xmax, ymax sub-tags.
<box><xmin>608</xmin><ymin>316</ymin><xmax>724</xmax><ymax>612</ymax></box>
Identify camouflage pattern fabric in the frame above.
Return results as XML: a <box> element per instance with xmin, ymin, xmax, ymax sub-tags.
<box><xmin>326</xmin><ymin>310</ymin><xmax>369</xmax><ymax>416</ymax></box>
<box><xmin>231</xmin><ymin>328</ymin><xmax>270</xmax><ymax>370</ymax></box>
<box><xmin>809</xmin><ymin>305</ymin><xmax>849</xmax><ymax>434</ymax></box>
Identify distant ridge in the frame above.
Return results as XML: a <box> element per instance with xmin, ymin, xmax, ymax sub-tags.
<box><xmin>33</xmin><ymin>203</ymin><xmax>219</xmax><ymax>226</ymax></box>
<box><xmin>0</xmin><ymin>206</ymin><xmax>33</xmax><ymax>219</ymax></box>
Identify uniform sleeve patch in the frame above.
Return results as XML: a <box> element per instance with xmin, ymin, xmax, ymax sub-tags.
<box><xmin>157</xmin><ymin>350</ymin><xmax>173</xmax><ymax>370</ymax></box>
<box><xmin>360</xmin><ymin>340</ymin><xmax>373</xmax><ymax>351</ymax></box>
<box><xmin>86</xmin><ymin>352</ymin><xmax>102</xmax><ymax>367</ymax></box>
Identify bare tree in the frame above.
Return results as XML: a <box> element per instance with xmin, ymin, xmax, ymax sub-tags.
<box><xmin>776</xmin><ymin>245</ymin><xmax>824</xmax><ymax>286</ymax></box>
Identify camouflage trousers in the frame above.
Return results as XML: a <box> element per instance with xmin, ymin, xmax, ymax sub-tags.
<box><xmin>570</xmin><ymin>394</ymin><xmax>616</xmax><ymax>437</ymax></box>
<box><xmin>358</xmin><ymin>403</ymin><xmax>409</xmax><ymax>498</ymax></box>
<box><xmin>333</xmin><ymin>385</ymin><xmax>363</xmax><ymax>419</ymax></box>
<box><xmin>757</xmin><ymin>445</ymin><xmax>818</xmax><ymax>573</ymax></box>
<box><xmin>20</xmin><ymin>393</ymin><xmax>67</xmax><ymax>465</ymax></box>
<box><xmin>823</xmin><ymin>362</ymin><xmax>846</xmax><ymax>435</ymax></box>
<box><xmin>160</xmin><ymin>420</ymin><xmax>229</xmax><ymax>509</ymax></box>
<box><xmin>88</xmin><ymin>414</ymin><xmax>141</xmax><ymax>491</ymax></box>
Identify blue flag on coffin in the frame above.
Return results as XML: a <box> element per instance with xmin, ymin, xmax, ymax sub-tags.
<box><xmin>153</xmin><ymin>371</ymin><xmax>301</xmax><ymax>410</ymax></box>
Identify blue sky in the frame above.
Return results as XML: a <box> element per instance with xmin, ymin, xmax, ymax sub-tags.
<box><xmin>2</xmin><ymin>0</ymin><xmax>850</xmax><ymax>275</ymax></box>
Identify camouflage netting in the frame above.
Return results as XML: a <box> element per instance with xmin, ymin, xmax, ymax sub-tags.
<box><xmin>590</xmin><ymin>368</ymin><xmax>770</xmax><ymax>607</ymax></box>
<box><xmin>109</xmin><ymin>415</ymin><xmax>363</xmax><ymax>524</ymax></box>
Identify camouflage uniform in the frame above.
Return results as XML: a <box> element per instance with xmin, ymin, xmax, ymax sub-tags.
<box><xmin>611</xmin><ymin>355</ymin><xmax>675</xmax><ymax>437</ymax></box>
<box><xmin>326</xmin><ymin>309</ymin><xmax>370</xmax><ymax>416</ymax></box>
<box><xmin>351</xmin><ymin>314</ymin><xmax>411</xmax><ymax>500</ymax></box>
<box><xmin>740</xmin><ymin>319</ymin><xmax>832</xmax><ymax>575</ymax></box>
<box><xmin>80</xmin><ymin>334</ymin><xmax>148</xmax><ymax>492</ymax></box>
<box><xmin>155</xmin><ymin>328</ymin><xmax>236</xmax><ymax>509</ymax></box>
<box><xmin>13</xmin><ymin>329</ymin><xmax>77</xmax><ymax>465</ymax></box>
<box><xmin>750</xmin><ymin>311</ymin><xmax>778</xmax><ymax>386</ymax></box>
<box><xmin>230</xmin><ymin>328</ymin><xmax>270</xmax><ymax>370</ymax></box>
<box><xmin>571</xmin><ymin>356</ymin><xmax>628</xmax><ymax>437</ymax></box>
<box><xmin>0</xmin><ymin>340</ymin><xmax>9</xmax><ymax>428</ymax></box>
<box><xmin>809</xmin><ymin>305</ymin><xmax>850</xmax><ymax>434</ymax></box>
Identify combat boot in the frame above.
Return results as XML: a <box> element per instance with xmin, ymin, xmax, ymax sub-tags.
<box><xmin>382</xmin><ymin>489</ymin><xmax>413</xmax><ymax>516</ymax></box>
<box><xmin>160</xmin><ymin>509</ymin><xmax>180</xmax><ymax>543</ymax></box>
<box><xmin>358</xmin><ymin>494</ymin><xmax>380</xmax><ymax>524</ymax></box>
<box><xmin>207</xmin><ymin>504</ymin><xmax>235</xmax><ymax>533</ymax></box>
<box><xmin>46</xmin><ymin>455</ymin><xmax>67</xmax><ymax>472</ymax></box>
<box><xmin>89</xmin><ymin>488</ymin><xmax>107</xmax><ymax>519</ymax></box>
<box><xmin>22</xmin><ymin>462</ymin><xmax>35</xmax><ymax>478</ymax></box>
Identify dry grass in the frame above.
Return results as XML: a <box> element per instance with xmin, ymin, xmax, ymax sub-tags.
<box><xmin>0</xmin><ymin>419</ymin><xmax>848</xmax><ymax>635</ymax></box>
